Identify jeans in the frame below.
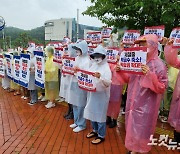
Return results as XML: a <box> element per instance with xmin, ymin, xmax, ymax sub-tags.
<box><xmin>30</xmin><ymin>90</ymin><xmax>38</xmax><ymax>103</ymax></box>
<box><xmin>73</xmin><ymin>105</ymin><xmax>86</xmax><ymax>129</ymax></box>
<box><xmin>91</xmin><ymin>121</ymin><xmax>106</xmax><ymax>138</ymax></box>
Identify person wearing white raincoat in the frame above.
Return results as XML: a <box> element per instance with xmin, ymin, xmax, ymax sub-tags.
<box><xmin>2</xmin><ymin>53</ymin><xmax>10</xmax><ymax>90</ymax></box>
<box><xmin>68</xmin><ymin>40</ymin><xmax>90</xmax><ymax>133</ymax></box>
<box><xmin>63</xmin><ymin>44</ymin><xmax>77</xmax><ymax>120</ymax></box>
<box><xmin>85</xmin><ymin>45</ymin><xmax>112</xmax><ymax>144</ymax></box>
<box><xmin>27</xmin><ymin>49</ymin><xmax>38</xmax><ymax>105</ymax></box>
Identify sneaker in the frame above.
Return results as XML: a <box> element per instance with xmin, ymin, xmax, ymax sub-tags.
<box><xmin>121</xmin><ymin>111</ymin><xmax>125</xmax><ymax>115</ymax></box>
<box><xmin>70</xmin><ymin>123</ymin><xmax>77</xmax><ymax>128</ymax></box>
<box><xmin>45</xmin><ymin>102</ymin><xmax>55</xmax><ymax>109</ymax></box>
<box><xmin>55</xmin><ymin>97</ymin><xmax>60</xmax><ymax>101</ymax></box>
<box><xmin>21</xmin><ymin>96</ymin><xmax>25</xmax><ymax>99</ymax></box>
<box><xmin>41</xmin><ymin>97</ymin><xmax>47</xmax><ymax>102</ymax></box>
<box><xmin>38</xmin><ymin>95</ymin><xmax>43</xmax><ymax>100</ymax></box>
<box><xmin>58</xmin><ymin>98</ymin><xmax>65</xmax><ymax>103</ymax></box>
<box><xmin>161</xmin><ymin>117</ymin><xmax>168</xmax><ymax>123</ymax></box>
<box><xmin>73</xmin><ymin>126</ymin><xmax>85</xmax><ymax>133</ymax></box>
<box><xmin>24</xmin><ymin>97</ymin><xmax>28</xmax><ymax>100</ymax></box>
<box><xmin>28</xmin><ymin>102</ymin><xmax>37</xmax><ymax>106</ymax></box>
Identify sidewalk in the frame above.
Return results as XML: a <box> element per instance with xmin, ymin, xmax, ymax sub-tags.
<box><xmin>0</xmin><ymin>87</ymin><xmax>179</xmax><ymax>154</ymax></box>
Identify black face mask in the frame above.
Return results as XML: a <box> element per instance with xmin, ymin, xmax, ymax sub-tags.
<box><xmin>90</xmin><ymin>53</ymin><xmax>105</xmax><ymax>59</ymax></box>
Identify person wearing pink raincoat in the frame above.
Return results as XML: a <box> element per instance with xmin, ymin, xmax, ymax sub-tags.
<box><xmin>164</xmin><ymin>41</ymin><xmax>180</xmax><ymax>143</ymax></box>
<box><xmin>106</xmin><ymin>47</ymin><xmax>127</xmax><ymax>128</ymax></box>
<box><xmin>116</xmin><ymin>34</ymin><xmax>168</xmax><ymax>153</ymax></box>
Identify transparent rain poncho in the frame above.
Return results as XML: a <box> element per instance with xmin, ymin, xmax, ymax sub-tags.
<box><xmin>117</xmin><ymin>34</ymin><xmax>168</xmax><ymax>153</ymax></box>
<box><xmin>164</xmin><ymin>45</ymin><xmax>180</xmax><ymax>131</ymax></box>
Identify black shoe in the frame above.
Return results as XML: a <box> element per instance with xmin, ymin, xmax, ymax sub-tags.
<box><xmin>109</xmin><ymin>119</ymin><xmax>117</xmax><ymax>128</ymax></box>
<box><xmin>63</xmin><ymin>112</ymin><xmax>69</xmax><ymax>118</ymax></box>
<box><xmin>65</xmin><ymin>112</ymin><xmax>74</xmax><ymax>120</ymax></box>
<box><xmin>106</xmin><ymin>116</ymin><xmax>112</xmax><ymax>125</ymax></box>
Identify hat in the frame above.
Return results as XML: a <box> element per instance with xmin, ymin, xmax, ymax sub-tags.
<box><xmin>134</xmin><ymin>36</ymin><xmax>147</xmax><ymax>44</ymax></box>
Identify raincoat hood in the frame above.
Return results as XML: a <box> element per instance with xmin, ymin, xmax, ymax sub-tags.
<box><xmin>72</xmin><ymin>40</ymin><xmax>88</xmax><ymax>56</ymax></box>
<box><xmin>92</xmin><ymin>45</ymin><xmax>107</xmax><ymax>56</ymax></box>
<box><xmin>140</xmin><ymin>34</ymin><xmax>158</xmax><ymax>62</ymax></box>
<box><xmin>68</xmin><ymin>44</ymin><xmax>76</xmax><ymax>58</ymax></box>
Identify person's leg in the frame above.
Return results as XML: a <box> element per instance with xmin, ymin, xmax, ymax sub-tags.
<box><xmin>65</xmin><ymin>104</ymin><xmax>74</xmax><ymax>119</ymax></box>
<box><xmin>75</xmin><ymin>106</ymin><xmax>86</xmax><ymax>129</ymax></box>
<box><xmin>31</xmin><ymin>90</ymin><xmax>38</xmax><ymax>103</ymax></box>
<box><xmin>91</xmin><ymin>122</ymin><xmax>106</xmax><ymax>144</ymax></box>
<box><xmin>97</xmin><ymin>122</ymin><xmax>106</xmax><ymax>138</ymax></box>
<box><xmin>72</xmin><ymin>105</ymin><xmax>78</xmax><ymax>124</ymax></box>
<box><xmin>91</xmin><ymin>121</ymin><xmax>98</xmax><ymax>133</ymax></box>
<box><xmin>106</xmin><ymin>116</ymin><xmax>112</xmax><ymax>125</ymax></box>
<box><xmin>29</xmin><ymin>90</ymin><xmax>38</xmax><ymax>105</ymax></box>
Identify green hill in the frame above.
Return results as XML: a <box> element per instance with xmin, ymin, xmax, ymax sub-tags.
<box><xmin>0</xmin><ymin>26</ymin><xmax>45</xmax><ymax>49</ymax></box>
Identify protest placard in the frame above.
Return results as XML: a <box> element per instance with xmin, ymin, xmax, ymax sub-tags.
<box><xmin>88</xmin><ymin>45</ymin><xmax>96</xmax><ymax>55</ymax></box>
<box><xmin>86</xmin><ymin>32</ymin><xmax>92</xmax><ymax>43</ymax></box>
<box><xmin>106</xmin><ymin>47</ymin><xmax>119</xmax><ymax>63</ymax></box>
<box><xmin>101</xmin><ymin>27</ymin><xmax>112</xmax><ymax>38</ymax></box>
<box><xmin>76</xmin><ymin>69</ymin><xmax>96</xmax><ymax>92</ymax></box>
<box><xmin>19</xmin><ymin>54</ymin><xmax>30</xmax><ymax>88</ymax></box>
<box><xmin>4</xmin><ymin>54</ymin><xmax>13</xmax><ymax>80</ymax></box>
<box><xmin>0</xmin><ymin>55</ymin><xmax>5</xmax><ymax>78</ymax></box>
<box><xmin>170</xmin><ymin>27</ymin><xmax>180</xmax><ymax>40</ymax></box>
<box><xmin>53</xmin><ymin>47</ymin><xmax>64</xmax><ymax>64</ymax></box>
<box><xmin>13</xmin><ymin>55</ymin><xmax>20</xmax><ymax>84</ymax></box>
<box><xmin>119</xmin><ymin>47</ymin><xmax>147</xmax><ymax>74</ymax></box>
<box><xmin>173</xmin><ymin>33</ymin><xmax>180</xmax><ymax>49</ymax></box>
<box><xmin>144</xmin><ymin>25</ymin><xmax>165</xmax><ymax>41</ymax></box>
<box><xmin>91</xmin><ymin>32</ymin><xmax>102</xmax><ymax>44</ymax></box>
<box><xmin>62</xmin><ymin>57</ymin><xmax>75</xmax><ymax>75</ymax></box>
<box><xmin>34</xmin><ymin>51</ymin><xmax>45</xmax><ymax>89</ymax></box>
<box><xmin>122</xmin><ymin>30</ymin><xmax>141</xmax><ymax>44</ymax></box>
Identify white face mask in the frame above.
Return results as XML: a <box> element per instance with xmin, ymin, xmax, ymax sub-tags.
<box><xmin>94</xmin><ymin>57</ymin><xmax>103</xmax><ymax>64</ymax></box>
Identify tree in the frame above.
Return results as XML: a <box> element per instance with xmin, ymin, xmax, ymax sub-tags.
<box><xmin>83</xmin><ymin>0</ymin><xmax>180</xmax><ymax>36</ymax></box>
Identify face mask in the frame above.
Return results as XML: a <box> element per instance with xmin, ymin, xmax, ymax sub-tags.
<box><xmin>94</xmin><ymin>57</ymin><xmax>103</xmax><ymax>64</ymax></box>
<box><xmin>76</xmin><ymin>50</ymin><xmax>81</xmax><ymax>56</ymax></box>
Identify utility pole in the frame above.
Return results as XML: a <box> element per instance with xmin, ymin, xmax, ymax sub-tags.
<box><xmin>2</xmin><ymin>29</ymin><xmax>5</xmax><ymax>51</ymax></box>
<box><xmin>77</xmin><ymin>8</ymin><xmax>79</xmax><ymax>41</ymax></box>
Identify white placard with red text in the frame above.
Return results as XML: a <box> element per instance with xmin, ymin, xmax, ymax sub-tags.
<box><xmin>77</xmin><ymin>69</ymin><xmax>96</xmax><ymax>92</ymax></box>
<box><xmin>53</xmin><ymin>48</ymin><xmax>64</xmax><ymax>64</ymax></box>
<box><xmin>34</xmin><ymin>51</ymin><xmax>45</xmax><ymax>89</ymax></box>
<box><xmin>86</xmin><ymin>33</ymin><xmax>92</xmax><ymax>42</ymax></box>
<box><xmin>173</xmin><ymin>33</ymin><xmax>180</xmax><ymax>49</ymax></box>
<box><xmin>91</xmin><ymin>32</ymin><xmax>102</xmax><ymax>44</ymax></box>
<box><xmin>123</xmin><ymin>30</ymin><xmax>140</xmax><ymax>44</ymax></box>
<box><xmin>119</xmin><ymin>47</ymin><xmax>147</xmax><ymax>74</ymax></box>
<box><xmin>19</xmin><ymin>54</ymin><xmax>31</xmax><ymax>88</ymax></box>
<box><xmin>4</xmin><ymin>54</ymin><xmax>13</xmax><ymax>80</ymax></box>
<box><xmin>13</xmin><ymin>56</ymin><xmax>21</xmax><ymax>84</ymax></box>
<box><xmin>106</xmin><ymin>48</ymin><xmax>119</xmax><ymax>63</ymax></box>
<box><xmin>62</xmin><ymin>57</ymin><xmax>75</xmax><ymax>75</ymax></box>
<box><xmin>88</xmin><ymin>46</ymin><xmax>96</xmax><ymax>55</ymax></box>
<box><xmin>144</xmin><ymin>25</ymin><xmax>165</xmax><ymax>41</ymax></box>
<box><xmin>170</xmin><ymin>27</ymin><xmax>180</xmax><ymax>40</ymax></box>
<box><xmin>101</xmin><ymin>28</ymin><xmax>112</xmax><ymax>38</ymax></box>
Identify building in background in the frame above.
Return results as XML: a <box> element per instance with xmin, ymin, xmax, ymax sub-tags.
<box><xmin>45</xmin><ymin>18</ymin><xmax>100</xmax><ymax>42</ymax></box>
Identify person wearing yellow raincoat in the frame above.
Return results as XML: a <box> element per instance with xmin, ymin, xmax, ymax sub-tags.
<box><xmin>44</xmin><ymin>46</ymin><xmax>59</xmax><ymax>109</ymax></box>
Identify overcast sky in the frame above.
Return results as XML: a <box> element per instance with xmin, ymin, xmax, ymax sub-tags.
<box><xmin>0</xmin><ymin>0</ymin><xmax>103</xmax><ymax>30</ymax></box>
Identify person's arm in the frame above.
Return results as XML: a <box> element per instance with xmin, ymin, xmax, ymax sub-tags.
<box><xmin>140</xmin><ymin>64</ymin><xmax>168</xmax><ymax>94</ymax></box>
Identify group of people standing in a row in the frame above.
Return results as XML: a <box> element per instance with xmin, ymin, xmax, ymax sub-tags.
<box><xmin>1</xmin><ymin>33</ymin><xmax>180</xmax><ymax>154</ymax></box>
